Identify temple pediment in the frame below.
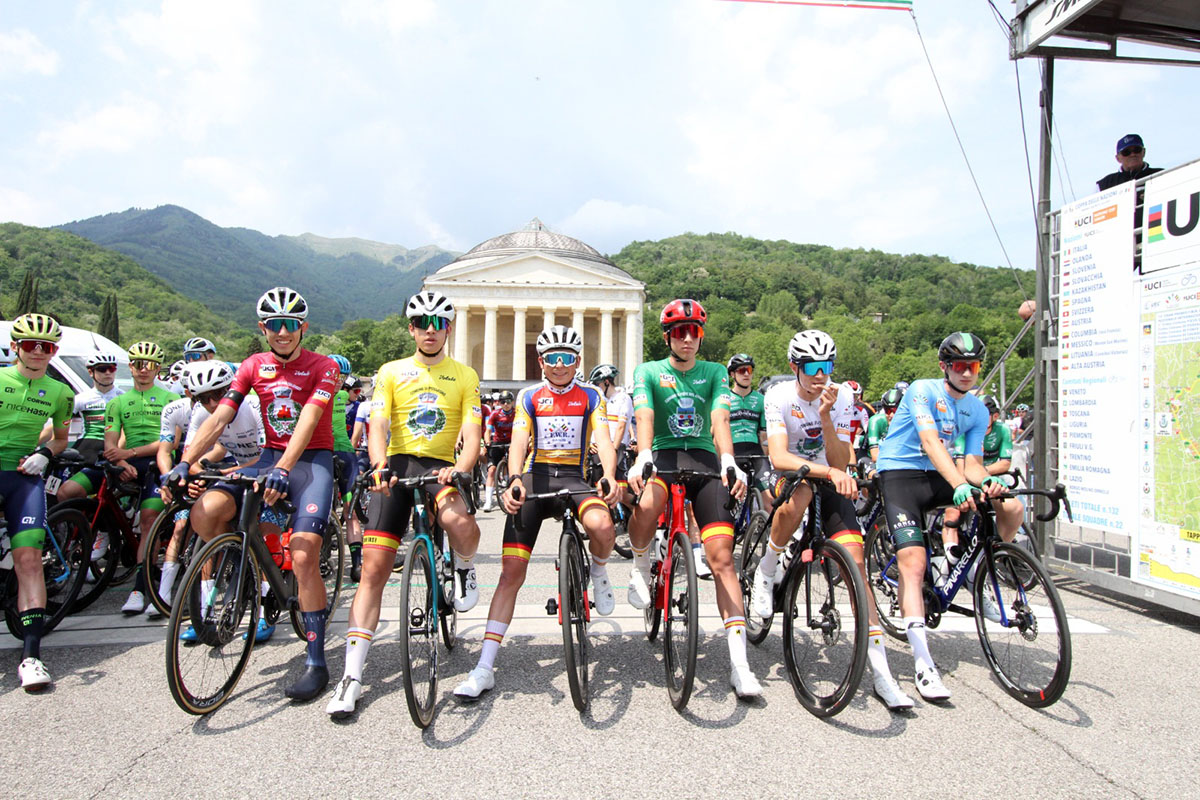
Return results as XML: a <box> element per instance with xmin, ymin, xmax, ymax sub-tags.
<box><xmin>431</xmin><ymin>252</ymin><xmax>643</xmax><ymax>290</ymax></box>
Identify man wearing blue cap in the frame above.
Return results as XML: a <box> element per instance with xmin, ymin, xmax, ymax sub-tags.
<box><xmin>1097</xmin><ymin>134</ymin><xmax>1162</xmax><ymax>191</ymax></box>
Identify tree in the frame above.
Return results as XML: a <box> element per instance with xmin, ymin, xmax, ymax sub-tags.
<box><xmin>244</xmin><ymin>337</ymin><xmax>263</xmax><ymax>359</ymax></box>
<box><xmin>99</xmin><ymin>293</ymin><xmax>121</xmax><ymax>342</ymax></box>
<box><xmin>15</xmin><ymin>269</ymin><xmax>38</xmax><ymax>314</ymax></box>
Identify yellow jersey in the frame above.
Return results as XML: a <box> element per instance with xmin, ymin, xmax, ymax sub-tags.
<box><xmin>371</xmin><ymin>356</ymin><xmax>481</xmax><ymax>461</ymax></box>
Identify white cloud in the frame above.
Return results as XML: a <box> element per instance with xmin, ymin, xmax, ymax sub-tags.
<box><xmin>557</xmin><ymin>199</ymin><xmax>677</xmax><ymax>252</ymax></box>
<box><xmin>0</xmin><ymin>186</ymin><xmax>49</xmax><ymax>225</ymax></box>
<box><xmin>0</xmin><ymin>28</ymin><xmax>59</xmax><ymax>77</ymax></box>
<box><xmin>37</xmin><ymin>96</ymin><xmax>163</xmax><ymax>161</ymax></box>
<box><xmin>340</xmin><ymin>0</ymin><xmax>437</xmax><ymax>35</ymax></box>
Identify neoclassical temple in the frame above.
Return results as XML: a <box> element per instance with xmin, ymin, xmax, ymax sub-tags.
<box><xmin>425</xmin><ymin>219</ymin><xmax>646</xmax><ymax>388</ymax></box>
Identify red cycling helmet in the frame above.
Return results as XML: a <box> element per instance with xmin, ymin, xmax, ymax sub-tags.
<box><xmin>660</xmin><ymin>299</ymin><xmax>707</xmax><ymax>331</ymax></box>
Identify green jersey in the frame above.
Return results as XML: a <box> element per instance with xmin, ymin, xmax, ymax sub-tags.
<box><xmin>331</xmin><ymin>389</ymin><xmax>353</xmax><ymax>452</ymax></box>
<box><xmin>631</xmin><ymin>359</ymin><xmax>731</xmax><ymax>453</ymax></box>
<box><xmin>728</xmin><ymin>389</ymin><xmax>766</xmax><ymax>446</ymax></box>
<box><xmin>0</xmin><ymin>366</ymin><xmax>75</xmax><ymax>471</ymax></box>
<box><xmin>866</xmin><ymin>412</ymin><xmax>890</xmax><ymax>448</ymax></box>
<box><xmin>951</xmin><ymin>422</ymin><xmax>1013</xmax><ymax>465</ymax></box>
<box><xmin>105</xmin><ymin>386</ymin><xmax>179</xmax><ymax>450</ymax></box>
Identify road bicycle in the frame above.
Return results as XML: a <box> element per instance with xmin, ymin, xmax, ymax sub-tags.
<box><xmin>865</xmin><ymin>482</ymin><xmax>1073</xmax><ymax>707</ymax></box>
<box><xmin>393</xmin><ymin>470</ymin><xmax>475</xmax><ymax>728</ymax></box>
<box><xmin>164</xmin><ymin>472</ymin><xmax>344</xmax><ymax>714</ymax></box>
<box><xmin>735</xmin><ymin>467</ymin><xmax>868</xmax><ymax>717</ymax></box>
<box><xmin>518</xmin><ymin>479</ymin><xmax>612</xmax><ymax>713</ymax></box>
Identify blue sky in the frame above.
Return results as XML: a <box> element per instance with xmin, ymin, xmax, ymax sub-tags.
<box><xmin>1</xmin><ymin>0</ymin><xmax>1196</xmax><ymax>270</ymax></box>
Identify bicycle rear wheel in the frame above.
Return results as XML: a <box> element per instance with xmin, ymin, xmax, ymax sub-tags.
<box><xmin>864</xmin><ymin>517</ymin><xmax>906</xmax><ymax>640</ymax></box>
<box><xmin>438</xmin><ymin>533</ymin><xmax>457</xmax><ymax>649</ymax></box>
<box><xmin>143</xmin><ymin>508</ymin><xmax>197</xmax><ymax>617</ymax></box>
<box><xmin>165</xmin><ymin>532</ymin><xmax>259</xmax><ymax>714</ymax></box>
<box><xmin>975</xmin><ymin>542</ymin><xmax>1071</xmax><ymax>707</ymax></box>
<box><xmin>61</xmin><ymin>500</ymin><xmax>119</xmax><ymax>614</ymax></box>
<box><xmin>662</xmin><ymin>530</ymin><xmax>698</xmax><ymax>710</ymax></box>
<box><xmin>399</xmin><ymin>540</ymin><xmax>438</xmax><ymax>728</ymax></box>
<box><xmin>1011</xmin><ymin>523</ymin><xmax>1041</xmax><ymax>591</ymax></box>
<box><xmin>782</xmin><ymin>539</ymin><xmax>868</xmax><ymax>717</ymax></box>
<box><xmin>736</xmin><ymin>510</ymin><xmax>772</xmax><ymax>644</ymax></box>
<box><xmin>3</xmin><ymin>507</ymin><xmax>95</xmax><ymax>637</ymax></box>
<box><xmin>559</xmin><ymin>533</ymin><xmax>590</xmax><ymax>712</ymax></box>
<box><xmin>288</xmin><ymin>519</ymin><xmax>346</xmax><ymax>640</ymax></box>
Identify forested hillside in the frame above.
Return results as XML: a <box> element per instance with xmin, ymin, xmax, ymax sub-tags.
<box><xmin>615</xmin><ymin>233</ymin><xmax>1035</xmax><ymax>402</ymax></box>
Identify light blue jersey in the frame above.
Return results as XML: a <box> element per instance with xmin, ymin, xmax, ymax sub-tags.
<box><xmin>877</xmin><ymin>378</ymin><xmax>988</xmax><ymax>472</ymax></box>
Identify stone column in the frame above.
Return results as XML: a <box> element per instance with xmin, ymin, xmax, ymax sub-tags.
<box><xmin>600</xmin><ymin>309</ymin><xmax>614</xmax><ymax>366</ymax></box>
<box><xmin>624</xmin><ymin>306</ymin><xmax>643</xmax><ymax>386</ymax></box>
<box><xmin>483</xmin><ymin>306</ymin><xmax>498</xmax><ymax>381</ymax></box>
<box><xmin>542</xmin><ymin>307</ymin><xmax>556</xmax><ymax>332</ymax></box>
<box><xmin>454</xmin><ymin>304</ymin><xmax>470</xmax><ymax>365</ymax></box>
<box><xmin>572</xmin><ymin>309</ymin><xmax>585</xmax><ymax>336</ymax></box>
<box><xmin>512</xmin><ymin>306</ymin><xmax>527</xmax><ymax>381</ymax></box>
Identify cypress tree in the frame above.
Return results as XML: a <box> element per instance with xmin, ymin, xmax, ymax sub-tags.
<box><xmin>15</xmin><ymin>270</ymin><xmax>37</xmax><ymax>314</ymax></box>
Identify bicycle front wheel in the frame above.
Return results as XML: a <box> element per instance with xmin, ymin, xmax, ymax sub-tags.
<box><xmin>60</xmin><ymin>500</ymin><xmax>119</xmax><ymax>614</ymax></box>
<box><xmin>736</xmin><ymin>510</ymin><xmax>772</xmax><ymax>645</ymax></box>
<box><xmin>975</xmin><ymin>542</ymin><xmax>1072</xmax><ymax>707</ymax></box>
<box><xmin>559</xmin><ymin>533</ymin><xmax>590</xmax><ymax>712</ymax></box>
<box><xmin>4</xmin><ymin>507</ymin><xmax>95</xmax><ymax>637</ymax></box>
<box><xmin>165</xmin><ymin>532</ymin><xmax>259</xmax><ymax>715</ymax></box>
<box><xmin>399</xmin><ymin>540</ymin><xmax>438</xmax><ymax>728</ymax></box>
<box><xmin>662</xmin><ymin>530</ymin><xmax>698</xmax><ymax>710</ymax></box>
<box><xmin>143</xmin><ymin>508</ymin><xmax>197</xmax><ymax>617</ymax></box>
<box><xmin>864</xmin><ymin>517</ymin><xmax>906</xmax><ymax>640</ymax></box>
<box><xmin>782</xmin><ymin>539</ymin><xmax>868</xmax><ymax>717</ymax></box>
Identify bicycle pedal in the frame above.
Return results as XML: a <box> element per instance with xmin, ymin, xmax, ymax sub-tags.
<box><xmin>545</xmin><ymin>597</ymin><xmax>558</xmax><ymax>615</ymax></box>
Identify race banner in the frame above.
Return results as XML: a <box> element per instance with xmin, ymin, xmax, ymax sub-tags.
<box><xmin>1142</xmin><ymin>159</ymin><xmax>1200</xmax><ymax>275</ymax></box>
<box><xmin>721</xmin><ymin>0</ymin><xmax>913</xmax><ymax>10</ymax></box>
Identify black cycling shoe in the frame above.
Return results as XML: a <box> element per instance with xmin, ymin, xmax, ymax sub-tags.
<box><xmin>350</xmin><ymin>563</ymin><xmax>362</xmax><ymax>583</ymax></box>
<box><xmin>285</xmin><ymin>665</ymin><xmax>329</xmax><ymax>702</ymax></box>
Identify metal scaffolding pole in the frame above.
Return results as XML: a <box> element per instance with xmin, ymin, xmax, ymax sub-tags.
<box><xmin>1033</xmin><ymin>56</ymin><xmax>1054</xmax><ymax>553</ymax></box>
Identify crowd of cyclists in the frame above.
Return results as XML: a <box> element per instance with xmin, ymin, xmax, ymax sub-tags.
<box><xmin>0</xmin><ymin>283</ymin><xmax>1039</xmax><ymax>717</ymax></box>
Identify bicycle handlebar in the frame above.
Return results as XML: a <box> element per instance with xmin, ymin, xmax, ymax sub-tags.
<box><xmin>360</xmin><ymin>468</ymin><xmax>477</xmax><ymax>516</ymax></box>
<box><xmin>510</xmin><ymin>477</ymin><xmax>613</xmax><ymax>503</ymax></box>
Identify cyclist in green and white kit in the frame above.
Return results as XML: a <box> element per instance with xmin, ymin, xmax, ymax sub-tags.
<box><xmin>726</xmin><ymin>353</ymin><xmax>772</xmax><ymax>514</ymax></box>
<box><xmin>627</xmin><ymin>299</ymin><xmax>759</xmax><ymax>698</ymax></box>
<box><xmin>328</xmin><ymin>354</ymin><xmax>364</xmax><ymax>583</ymax></box>
<box><xmin>866</xmin><ymin>388</ymin><xmax>902</xmax><ymax>463</ymax></box>
<box><xmin>70</xmin><ymin>353</ymin><xmax>125</xmax><ymax>463</ymax></box>
<box><xmin>0</xmin><ymin>314</ymin><xmax>75</xmax><ymax>691</ymax></box>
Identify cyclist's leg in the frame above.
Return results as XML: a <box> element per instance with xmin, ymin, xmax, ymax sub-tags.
<box><xmin>626</xmin><ymin>470</ymin><xmax>667</xmax><ymax>608</ymax></box>
<box><xmin>282</xmin><ymin>450</ymin><xmax>335</xmax><ymax>700</ymax></box>
<box><xmin>941</xmin><ymin>506</ymin><xmax>962</xmax><ymax>558</ymax></box>
<box><xmin>429</xmin><ymin>464</ymin><xmax>480</xmax><ymax>613</ymax></box>
<box><xmin>571</xmin><ymin>480</ymin><xmax>616</xmax><ymax>615</ymax></box>
<box><xmin>763</xmin><ymin>476</ymin><xmax>812</xmax><ymax>575</ymax></box>
<box><xmin>5</xmin><ymin>474</ymin><xmax>52</xmax><ymax>679</ymax></box>
<box><xmin>995</xmin><ymin>497</ymin><xmax>1024</xmax><ymax>542</ymax></box>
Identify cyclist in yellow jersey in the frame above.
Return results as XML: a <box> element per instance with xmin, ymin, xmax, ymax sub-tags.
<box><xmin>327</xmin><ymin>290</ymin><xmax>483</xmax><ymax>719</ymax></box>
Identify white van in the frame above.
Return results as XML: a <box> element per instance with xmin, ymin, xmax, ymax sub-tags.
<box><xmin>0</xmin><ymin>321</ymin><xmax>133</xmax><ymax>439</ymax></box>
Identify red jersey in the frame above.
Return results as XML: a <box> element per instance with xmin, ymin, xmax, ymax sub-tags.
<box><xmin>223</xmin><ymin>350</ymin><xmax>340</xmax><ymax>451</ymax></box>
<box><xmin>848</xmin><ymin>403</ymin><xmax>870</xmax><ymax>446</ymax></box>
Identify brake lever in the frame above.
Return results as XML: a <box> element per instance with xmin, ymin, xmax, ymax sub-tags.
<box><xmin>452</xmin><ymin>470</ymin><xmax>476</xmax><ymax>516</ymax></box>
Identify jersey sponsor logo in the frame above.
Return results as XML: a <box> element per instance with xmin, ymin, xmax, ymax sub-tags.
<box><xmin>567</xmin><ymin>400</ymin><xmax>584</xmax><ymax>408</ymax></box>
<box><xmin>406</xmin><ymin>391</ymin><xmax>447</xmax><ymax>441</ymax></box>
<box><xmin>259</xmin><ymin>364</ymin><xmax>277</xmax><ymax>379</ymax></box>
<box><xmin>370</xmin><ymin>398</ymin><xmax>385</xmax><ymax>410</ymax></box>
<box><xmin>693</xmin><ymin>378</ymin><xmax>707</xmax><ymax>385</ymax></box>
<box><xmin>37</xmin><ymin>389</ymin><xmax>45</xmax><ymax>397</ymax></box>
<box><xmin>313</xmin><ymin>389</ymin><xmax>331</xmax><ymax>401</ymax></box>
<box><xmin>935</xmin><ymin>399</ymin><xmax>949</xmax><ymax>414</ymax></box>
<box><xmin>266</xmin><ymin>396</ymin><xmax>301</xmax><ymax>438</ymax></box>
<box><xmin>537</xmin><ymin>396</ymin><xmax>554</xmax><ymax>412</ymax></box>
<box><xmin>790</xmin><ymin>407</ymin><xmax>804</xmax><ymax>420</ymax></box>
<box><xmin>20</xmin><ymin>516</ymin><xmax>36</xmax><ymax>525</ymax></box>
<box><xmin>306</xmin><ymin>503</ymin><xmax>318</xmax><ymax>513</ymax></box>
<box><xmin>437</xmin><ymin>374</ymin><xmax>456</xmax><ymax>382</ymax></box>
<box><xmin>659</xmin><ymin>373</ymin><xmax>676</xmax><ymax>389</ymax></box>
<box><xmin>667</xmin><ymin>395</ymin><xmax>704</xmax><ymax>438</ymax></box>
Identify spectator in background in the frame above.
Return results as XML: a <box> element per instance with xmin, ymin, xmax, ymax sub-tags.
<box><xmin>1097</xmin><ymin>134</ymin><xmax>1163</xmax><ymax>191</ymax></box>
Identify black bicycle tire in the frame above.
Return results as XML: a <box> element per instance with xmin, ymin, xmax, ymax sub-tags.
<box><xmin>560</xmin><ymin>532</ymin><xmax>590</xmax><ymax>712</ymax></box>
<box><xmin>663</xmin><ymin>530</ymin><xmax>699</xmax><ymax>710</ymax></box>
<box><xmin>58</xmin><ymin>499</ymin><xmax>120</xmax><ymax>614</ymax></box>
<box><xmin>142</xmin><ymin>505</ymin><xmax>198</xmax><ymax>617</ymax></box>
<box><xmin>399</xmin><ymin>541</ymin><xmax>438</xmax><ymax>728</ymax></box>
<box><xmin>165</xmin><ymin>532</ymin><xmax>258</xmax><ymax>715</ymax></box>
<box><xmin>864</xmin><ymin>517</ymin><xmax>907</xmax><ymax>641</ymax></box>
<box><xmin>781</xmin><ymin>539</ymin><xmax>868</xmax><ymax>717</ymax></box>
<box><xmin>438</xmin><ymin>532</ymin><xmax>458</xmax><ymax>649</ymax></box>
<box><xmin>737</xmin><ymin>510</ymin><xmax>773</xmax><ymax>645</ymax></box>
<box><xmin>287</xmin><ymin>518</ymin><xmax>346</xmax><ymax>640</ymax></box>
<box><xmin>974</xmin><ymin>542</ymin><xmax>1072</xmax><ymax>708</ymax></box>
<box><xmin>3</xmin><ymin>507</ymin><xmax>96</xmax><ymax>638</ymax></box>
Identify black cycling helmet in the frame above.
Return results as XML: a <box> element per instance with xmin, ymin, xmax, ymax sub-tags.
<box><xmin>589</xmin><ymin>364</ymin><xmax>619</xmax><ymax>385</ymax></box>
<box><xmin>498</xmin><ymin>390</ymin><xmax>514</xmax><ymax>403</ymax></box>
<box><xmin>980</xmin><ymin>394</ymin><xmax>1000</xmax><ymax>415</ymax></box>
<box><xmin>881</xmin><ymin>388</ymin><xmax>902</xmax><ymax>411</ymax></box>
<box><xmin>726</xmin><ymin>353</ymin><xmax>755</xmax><ymax>372</ymax></box>
<box><xmin>938</xmin><ymin>331</ymin><xmax>987</xmax><ymax>363</ymax></box>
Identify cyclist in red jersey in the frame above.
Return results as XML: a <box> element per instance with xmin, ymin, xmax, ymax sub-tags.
<box><xmin>165</xmin><ymin>287</ymin><xmax>341</xmax><ymax>702</ymax></box>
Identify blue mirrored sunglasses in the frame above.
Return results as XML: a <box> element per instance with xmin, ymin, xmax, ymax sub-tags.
<box><xmin>412</xmin><ymin>315</ymin><xmax>450</xmax><ymax>331</ymax></box>
<box><xmin>184</xmin><ymin>352</ymin><xmax>207</xmax><ymax>362</ymax></box>
<box><xmin>543</xmin><ymin>351</ymin><xmax>578</xmax><ymax>367</ymax></box>
<box><xmin>263</xmin><ymin>318</ymin><xmax>302</xmax><ymax>333</ymax></box>
<box><xmin>799</xmin><ymin>359</ymin><xmax>834</xmax><ymax>376</ymax></box>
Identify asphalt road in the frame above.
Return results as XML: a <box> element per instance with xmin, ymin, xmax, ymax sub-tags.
<box><xmin>2</xmin><ymin>509</ymin><xmax>1197</xmax><ymax>799</ymax></box>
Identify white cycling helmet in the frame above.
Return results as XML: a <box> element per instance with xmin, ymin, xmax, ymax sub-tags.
<box><xmin>186</xmin><ymin>360</ymin><xmax>235</xmax><ymax>395</ymax></box>
<box><xmin>87</xmin><ymin>352</ymin><xmax>119</xmax><ymax>369</ymax></box>
<box><xmin>256</xmin><ymin>286</ymin><xmax>309</xmax><ymax>321</ymax></box>
<box><xmin>788</xmin><ymin>329</ymin><xmax>837</xmax><ymax>364</ymax></box>
<box><xmin>405</xmin><ymin>290</ymin><xmax>456</xmax><ymax>321</ymax></box>
<box><xmin>536</xmin><ymin>324</ymin><xmax>583</xmax><ymax>355</ymax></box>
<box><xmin>183</xmin><ymin>336</ymin><xmax>216</xmax><ymax>355</ymax></box>
<box><xmin>169</xmin><ymin>359</ymin><xmax>186</xmax><ymax>379</ymax></box>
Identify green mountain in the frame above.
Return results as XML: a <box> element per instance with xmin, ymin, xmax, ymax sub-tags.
<box><xmin>614</xmin><ymin>233</ymin><xmax>1036</xmax><ymax>403</ymax></box>
<box><xmin>0</xmin><ymin>223</ymin><xmax>254</xmax><ymax>356</ymax></box>
<box><xmin>56</xmin><ymin>206</ymin><xmax>457</xmax><ymax>331</ymax></box>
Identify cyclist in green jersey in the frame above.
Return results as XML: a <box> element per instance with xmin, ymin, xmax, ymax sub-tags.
<box><xmin>60</xmin><ymin>341</ymin><xmax>179</xmax><ymax>614</ymax></box>
<box><xmin>726</xmin><ymin>353</ymin><xmax>772</xmax><ymax>514</ymax></box>
<box><xmin>627</xmin><ymin>299</ymin><xmax>759</xmax><ymax>698</ymax></box>
<box><xmin>70</xmin><ymin>352</ymin><xmax>125</xmax><ymax>462</ymax></box>
<box><xmin>866</xmin><ymin>388</ymin><xmax>902</xmax><ymax>463</ymax></box>
<box><xmin>0</xmin><ymin>314</ymin><xmax>75</xmax><ymax>691</ymax></box>
<box><xmin>941</xmin><ymin>394</ymin><xmax>1024</xmax><ymax>564</ymax></box>
<box><xmin>327</xmin><ymin>354</ymin><xmax>364</xmax><ymax>582</ymax></box>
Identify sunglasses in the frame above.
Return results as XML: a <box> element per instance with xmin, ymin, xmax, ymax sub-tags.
<box><xmin>90</xmin><ymin>364</ymin><xmax>118</xmax><ymax>374</ymax></box>
<box><xmin>733</xmin><ymin>366</ymin><xmax>753</xmax><ymax>375</ymax></box>
<box><xmin>543</xmin><ymin>351</ymin><xmax>579</xmax><ymax>367</ymax></box>
<box><xmin>798</xmin><ymin>359</ymin><xmax>834</xmax><ymax>376</ymax></box>
<box><xmin>947</xmin><ymin>360</ymin><xmax>982</xmax><ymax>375</ymax></box>
<box><xmin>1119</xmin><ymin>147</ymin><xmax>1144</xmax><ymax>157</ymax></box>
<box><xmin>131</xmin><ymin>359</ymin><xmax>160</xmax><ymax>371</ymax></box>
<box><xmin>667</xmin><ymin>324</ymin><xmax>704</xmax><ymax>341</ymax></box>
<box><xmin>184</xmin><ymin>351</ymin><xmax>208</xmax><ymax>362</ymax></box>
<box><xmin>17</xmin><ymin>340</ymin><xmax>58</xmax><ymax>354</ymax></box>
<box><xmin>195</xmin><ymin>389</ymin><xmax>224</xmax><ymax>405</ymax></box>
<box><xmin>412</xmin><ymin>315</ymin><xmax>450</xmax><ymax>331</ymax></box>
<box><xmin>262</xmin><ymin>318</ymin><xmax>303</xmax><ymax>333</ymax></box>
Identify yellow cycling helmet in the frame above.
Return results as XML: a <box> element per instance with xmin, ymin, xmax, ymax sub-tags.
<box><xmin>10</xmin><ymin>313</ymin><xmax>62</xmax><ymax>343</ymax></box>
<box><xmin>128</xmin><ymin>341</ymin><xmax>165</xmax><ymax>363</ymax></box>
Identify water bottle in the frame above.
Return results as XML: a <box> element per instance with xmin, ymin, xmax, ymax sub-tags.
<box><xmin>265</xmin><ymin>532</ymin><xmax>284</xmax><ymax>567</ymax></box>
<box><xmin>280</xmin><ymin>529</ymin><xmax>293</xmax><ymax>570</ymax></box>
<box><xmin>930</xmin><ymin>554</ymin><xmax>948</xmax><ymax>589</ymax></box>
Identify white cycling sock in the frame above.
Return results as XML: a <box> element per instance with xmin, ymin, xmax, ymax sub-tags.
<box><xmin>454</xmin><ymin>551</ymin><xmax>475</xmax><ymax>570</ymax></box>
<box><xmin>867</xmin><ymin>626</ymin><xmax>894</xmax><ymax>680</ymax></box>
<box><xmin>760</xmin><ymin>538</ymin><xmax>787</xmax><ymax>576</ymax></box>
<box><xmin>478</xmin><ymin>620</ymin><xmax>507</xmax><ymax>672</ymax></box>
<box><xmin>904</xmin><ymin>616</ymin><xmax>935</xmax><ymax>674</ymax></box>
<box><xmin>200</xmin><ymin>579</ymin><xmax>215</xmax><ymax>616</ymax></box>
<box><xmin>725</xmin><ymin>616</ymin><xmax>749</xmax><ymax>668</ymax></box>
<box><xmin>158</xmin><ymin>561</ymin><xmax>180</xmax><ymax>600</ymax></box>
<box><xmin>485</xmin><ymin>487</ymin><xmax>494</xmax><ymax>505</ymax></box>
<box><xmin>343</xmin><ymin>627</ymin><xmax>374</xmax><ymax>682</ymax></box>
<box><xmin>632</xmin><ymin>545</ymin><xmax>650</xmax><ymax>572</ymax></box>
<box><xmin>590</xmin><ymin>554</ymin><xmax>609</xmax><ymax>579</ymax></box>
